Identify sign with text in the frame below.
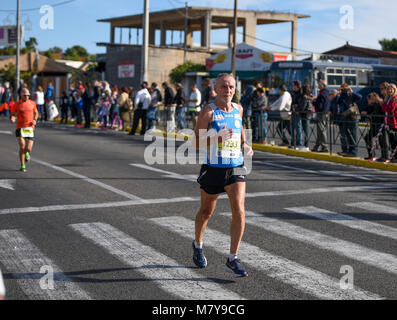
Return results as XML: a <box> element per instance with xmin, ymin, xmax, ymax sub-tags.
<box><xmin>0</xmin><ymin>25</ymin><xmax>24</xmax><ymax>46</ymax></box>
<box><xmin>118</xmin><ymin>61</ymin><xmax>135</xmax><ymax>78</ymax></box>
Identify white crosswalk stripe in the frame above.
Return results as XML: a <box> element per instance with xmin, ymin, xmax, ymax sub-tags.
<box><xmin>285</xmin><ymin>206</ymin><xmax>397</xmax><ymax>240</ymax></box>
<box><xmin>346</xmin><ymin>202</ymin><xmax>397</xmax><ymax>216</ymax></box>
<box><xmin>219</xmin><ymin>211</ymin><xmax>397</xmax><ymax>276</ymax></box>
<box><xmin>70</xmin><ymin>222</ymin><xmax>244</xmax><ymax>300</ymax></box>
<box><xmin>0</xmin><ymin>229</ymin><xmax>91</xmax><ymax>300</ymax></box>
<box><xmin>149</xmin><ymin>216</ymin><xmax>382</xmax><ymax>300</ymax></box>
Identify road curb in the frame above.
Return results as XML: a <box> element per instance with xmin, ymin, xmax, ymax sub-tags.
<box><xmin>252</xmin><ymin>143</ymin><xmax>397</xmax><ymax>172</ymax></box>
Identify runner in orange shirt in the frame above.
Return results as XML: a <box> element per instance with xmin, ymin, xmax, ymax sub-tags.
<box><xmin>9</xmin><ymin>88</ymin><xmax>39</xmax><ymax>172</ymax></box>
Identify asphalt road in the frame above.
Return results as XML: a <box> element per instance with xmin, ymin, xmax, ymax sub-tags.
<box><xmin>1</xmin><ymin>117</ymin><xmax>397</xmax><ymax>301</ymax></box>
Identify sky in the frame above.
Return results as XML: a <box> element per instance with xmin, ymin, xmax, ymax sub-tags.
<box><xmin>1</xmin><ymin>0</ymin><xmax>396</xmax><ymax>57</ymax></box>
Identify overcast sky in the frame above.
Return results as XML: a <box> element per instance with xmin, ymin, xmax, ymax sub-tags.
<box><xmin>1</xmin><ymin>0</ymin><xmax>395</xmax><ymax>55</ymax></box>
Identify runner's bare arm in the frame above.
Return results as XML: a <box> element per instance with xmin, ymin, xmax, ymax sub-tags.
<box><xmin>32</xmin><ymin>109</ymin><xmax>39</xmax><ymax>125</ymax></box>
<box><xmin>237</xmin><ymin>104</ymin><xmax>254</xmax><ymax>157</ymax></box>
<box><xmin>10</xmin><ymin>112</ymin><xmax>17</xmax><ymax>123</ymax></box>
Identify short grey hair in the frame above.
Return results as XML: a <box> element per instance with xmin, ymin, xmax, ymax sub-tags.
<box><xmin>215</xmin><ymin>73</ymin><xmax>235</xmax><ymax>86</ymax></box>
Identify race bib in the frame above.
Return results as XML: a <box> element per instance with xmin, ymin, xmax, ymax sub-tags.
<box><xmin>217</xmin><ymin>133</ymin><xmax>241</xmax><ymax>159</ymax></box>
<box><xmin>20</xmin><ymin>127</ymin><xmax>34</xmax><ymax>138</ymax></box>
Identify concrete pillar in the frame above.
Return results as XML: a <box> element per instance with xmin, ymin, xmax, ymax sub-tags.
<box><xmin>149</xmin><ymin>24</ymin><xmax>155</xmax><ymax>45</ymax></box>
<box><xmin>185</xmin><ymin>24</ymin><xmax>193</xmax><ymax>48</ymax></box>
<box><xmin>110</xmin><ymin>25</ymin><xmax>115</xmax><ymax>44</ymax></box>
<box><xmin>243</xmin><ymin>14</ymin><xmax>256</xmax><ymax>46</ymax></box>
<box><xmin>228</xmin><ymin>24</ymin><xmax>233</xmax><ymax>48</ymax></box>
<box><xmin>201</xmin><ymin>11</ymin><xmax>211</xmax><ymax>48</ymax></box>
<box><xmin>291</xmin><ymin>19</ymin><xmax>297</xmax><ymax>60</ymax></box>
<box><xmin>160</xmin><ymin>22</ymin><xmax>166</xmax><ymax>46</ymax></box>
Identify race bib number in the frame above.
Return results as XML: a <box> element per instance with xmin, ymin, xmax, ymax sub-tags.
<box><xmin>20</xmin><ymin>127</ymin><xmax>34</xmax><ymax>138</ymax></box>
<box><xmin>217</xmin><ymin>133</ymin><xmax>241</xmax><ymax>159</ymax></box>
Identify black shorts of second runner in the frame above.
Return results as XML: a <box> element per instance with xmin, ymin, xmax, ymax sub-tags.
<box><xmin>15</xmin><ymin>128</ymin><xmax>34</xmax><ymax>141</ymax></box>
<box><xmin>197</xmin><ymin>164</ymin><xmax>246</xmax><ymax>195</ymax></box>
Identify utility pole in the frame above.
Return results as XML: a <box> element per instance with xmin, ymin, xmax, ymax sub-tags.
<box><xmin>183</xmin><ymin>2</ymin><xmax>188</xmax><ymax>64</ymax></box>
<box><xmin>15</xmin><ymin>0</ymin><xmax>21</xmax><ymax>99</ymax></box>
<box><xmin>141</xmin><ymin>0</ymin><xmax>149</xmax><ymax>83</ymax></box>
<box><xmin>231</xmin><ymin>0</ymin><xmax>237</xmax><ymax>78</ymax></box>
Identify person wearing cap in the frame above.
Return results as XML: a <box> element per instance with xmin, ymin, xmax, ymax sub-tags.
<box><xmin>9</xmin><ymin>87</ymin><xmax>39</xmax><ymax>172</ymax></box>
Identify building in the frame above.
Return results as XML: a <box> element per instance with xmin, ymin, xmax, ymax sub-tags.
<box><xmin>97</xmin><ymin>6</ymin><xmax>310</xmax><ymax>88</ymax></box>
<box><xmin>0</xmin><ymin>52</ymin><xmax>77</xmax><ymax>103</ymax></box>
<box><xmin>315</xmin><ymin>42</ymin><xmax>397</xmax><ymax>66</ymax></box>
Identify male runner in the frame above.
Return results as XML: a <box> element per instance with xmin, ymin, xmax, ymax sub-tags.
<box><xmin>10</xmin><ymin>87</ymin><xmax>38</xmax><ymax>172</ymax></box>
<box><xmin>193</xmin><ymin>73</ymin><xmax>253</xmax><ymax>277</ymax></box>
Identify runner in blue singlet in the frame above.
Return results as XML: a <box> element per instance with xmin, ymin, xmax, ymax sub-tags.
<box><xmin>192</xmin><ymin>73</ymin><xmax>253</xmax><ymax>277</ymax></box>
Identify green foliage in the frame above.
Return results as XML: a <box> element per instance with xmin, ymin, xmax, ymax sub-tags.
<box><xmin>379</xmin><ymin>38</ymin><xmax>397</xmax><ymax>51</ymax></box>
<box><xmin>0</xmin><ymin>63</ymin><xmax>33</xmax><ymax>89</ymax></box>
<box><xmin>22</xmin><ymin>37</ymin><xmax>38</xmax><ymax>53</ymax></box>
<box><xmin>64</xmin><ymin>45</ymin><xmax>89</xmax><ymax>61</ymax></box>
<box><xmin>0</xmin><ymin>46</ymin><xmax>16</xmax><ymax>56</ymax></box>
<box><xmin>169</xmin><ymin>61</ymin><xmax>206</xmax><ymax>84</ymax></box>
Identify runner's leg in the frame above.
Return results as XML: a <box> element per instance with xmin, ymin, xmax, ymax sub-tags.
<box><xmin>195</xmin><ymin>189</ymin><xmax>218</xmax><ymax>244</ymax></box>
<box><xmin>17</xmin><ymin>138</ymin><xmax>26</xmax><ymax>166</ymax></box>
<box><xmin>224</xmin><ymin>181</ymin><xmax>246</xmax><ymax>257</ymax></box>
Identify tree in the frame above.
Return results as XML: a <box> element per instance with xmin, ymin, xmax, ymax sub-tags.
<box><xmin>379</xmin><ymin>38</ymin><xmax>397</xmax><ymax>51</ymax></box>
<box><xmin>44</xmin><ymin>46</ymin><xmax>64</xmax><ymax>59</ymax></box>
<box><xmin>169</xmin><ymin>61</ymin><xmax>206</xmax><ymax>84</ymax></box>
<box><xmin>0</xmin><ymin>63</ymin><xmax>33</xmax><ymax>89</ymax></box>
<box><xmin>0</xmin><ymin>46</ymin><xmax>16</xmax><ymax>56</ymax></box>
<box><xmin>22</xmin><ymin>37</ymin><xmax>38</xmax><ymax>53</ymax></box>
<box><xmin>64</xmin><ymin>45</ymin><xmax>89</xmax><ymax>61</ymax></box>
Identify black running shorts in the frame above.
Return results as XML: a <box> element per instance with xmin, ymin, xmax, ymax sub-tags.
<box><xmin>15</xmin><ymin>128</ymin><xmax>34</xmax><ymax>140</ymax></box>
<box><xmin>197</xmin><ymin>164</ymin><xmax>247</xmax><ymax>195</ymax></box>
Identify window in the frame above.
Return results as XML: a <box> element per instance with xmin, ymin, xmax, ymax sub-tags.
<box><xmin>345</xmin><ymin>76</ymin><xmax>356</xmax><ymax>86</ymax></box>
<box><xmin>335</xmin><ymin>69</ymin><xmax>343</xmax><ymax>74</ymax></box>
<box><xmin>327</xmin><ymin>75</ymin><xmax>343</xmax><ymax>85</ymax></box>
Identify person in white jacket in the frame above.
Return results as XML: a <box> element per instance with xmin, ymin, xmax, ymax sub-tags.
<box><xmin>265</xmin><ymin>84</ymin><xmax>292</xmax><ymax>146</ymax></box>
<box><xmin>129</xmin><ymin>82</ymin><xmax>151</xmax><ymax>135</ymax></box>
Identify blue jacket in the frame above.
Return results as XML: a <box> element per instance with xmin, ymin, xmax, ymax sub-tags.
<box><xmin>46</xmin><ymin>85</ymin><xmax>54</xmax><ymax>99</ymax></box>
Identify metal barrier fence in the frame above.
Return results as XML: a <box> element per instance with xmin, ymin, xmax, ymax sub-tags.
<box><xmin>58</xmin><ymin>102</ymin><xmax>397</xmax><ymax>161</ymax></box>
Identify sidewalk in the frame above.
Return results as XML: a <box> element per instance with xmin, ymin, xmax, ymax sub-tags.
<box><xmin>53</xmin><ymin>118</ymin><xmax>397</xmax><ymax>172</ymax></box>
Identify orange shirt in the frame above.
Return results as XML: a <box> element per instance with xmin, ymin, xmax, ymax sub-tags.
<box><xmin>10</xmin><ymin>99</ymin><xmax>38</xmax><ymax>129</ymax></box>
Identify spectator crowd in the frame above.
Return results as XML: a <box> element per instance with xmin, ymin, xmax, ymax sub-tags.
<box><xmin>1</xmin><ymin>77</ymin><xmax>397</xmax><ymax>163</ymax></box>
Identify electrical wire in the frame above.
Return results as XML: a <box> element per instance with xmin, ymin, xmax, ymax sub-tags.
<box><xmin>0</xmin><ymin>0</ymin><xmax>76</xmax><ymax>13</ymax></box>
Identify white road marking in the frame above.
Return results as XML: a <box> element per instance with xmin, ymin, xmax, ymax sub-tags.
<box><xmin>31</xmin><ymin>157</ymin><xmax>145</xmax><ymax>202</ymax></box>
<box><xmin>285</xmin><ymin>206</ymin><xmax>397</xmax><ymax>241</ymax></box>
<box><xmin>70</xmin><ymin>222</ymin><xmax>244</xmax><ymax>300</ymax></box>
<box><xmin>220</xmin><ymin>211</ymin><xmax>397</xmax><ymax>276</ymax></box>
<box><xmin>346</xmin><ymin>202</ymin><xmax>397</xmax><ymax>216</ymax></box>
<box><xmin>130</xmin><ymin>163</ymin><xmax>197</xmax><ymax>182</ymax></box>
<box><xmin>0</xmin><ymin>229</ymin><xmax>91</xmax><ymax>300</ymax></box>
<box><xmin>254</xmin><ymin>160</ymin><xmax>374</xmax><ymax>180</ymax></box>
<box><xmin>2</xmin><ymin>184</ymin><xmax>397</xmax><ymax>215</ymax></box>
<box><xmin>0</xmin><ymin>179</ymin><xmax>15</xmax><ymax>191</ymax></box>
<box><xmin>0</xmin><ymin>130</ymin><xmax>12</xmax><ymax>135</ymax></box>
<box><xmin>150</xmin><ymin>216</ymin><xmax>382</xmax><ymax>300</ymax></box>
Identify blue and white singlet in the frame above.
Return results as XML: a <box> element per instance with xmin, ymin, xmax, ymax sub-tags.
<box><xmin>205</xmin><ymin>103</ymin><xmax>243</xmax><ymax>168</ymax></box>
